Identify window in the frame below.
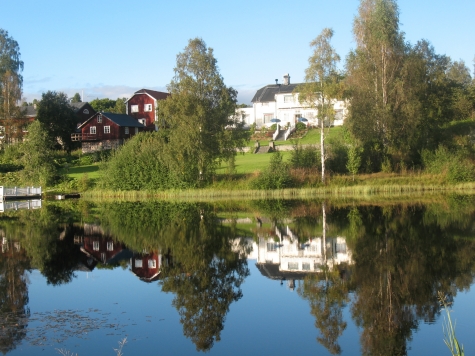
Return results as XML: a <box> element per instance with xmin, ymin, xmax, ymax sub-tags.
<box><xmin>135</xmin><ymin>127</ymin><xmax>138</xmax><ymax>134</ymax></box>
<box><xmin>288</xmin><ymin>262</ymin><xmax>299</xmax><ymax>270</ymax></box>
<box><xmin>107</xmin><ymin>241</ymin><xmax>114</xmax><ymax>251</ymax></box>
<box><xmin>266</xmin><ymin>243</ymin><xmax>277</xmax><ymax>252</ymax></box>
<box><xmin>101</xmin><ymin>253</ymin><xmax>106</xmax><ymax>262</ymax></box>
<box><xmin>83</xmin><ymin>109</ymin><xmax>89</xmax><ymax>114</ymax></box>
<box><xmin>135</xmin><ymin>259</ymin><xmax>143</xmax><ymax>268</ymax></box>
<box><xmin>138</xmin><ymin>118</ymin><xmax>146</xmax><ymax>126</ymax></box>
<box><xmin>93</xmin><ymin>241</ymin><xmax>100</xmax><ymax>251</ymax></box>
<box><xmin>302</xmin><ymin>262</ymin><xmax>310</xmax><ymax>271</ymax></box>
<box><xmin>148</xmin><ymin>259</ymin><xmax>157</xmax><ymax>268</ymax></box>
<box><xmin>131</xmin><ymin>105</ymin><xmax>139</xmax><ymax>113</ymax></box>
<box><xmin>124</xmin><ymin>127</ymin><xmax>129</xmax><ymax>135</ymax></box>
<box><xmin>144</xmin><ymin>104</ymin><xmax>152</xmax><ymax>112</ymax></box>
<box><xmin>284</xmin><ymin>95</ymin><xmax>293</xmax><ymax>103</ymax></box>
<box><xmin>104</xmin><ymin>126</ymin><xmax>110</xmax><ymax>134</ymax></box>
<box><xmin>97</xmin><ymin>115</ymin><xmax>102</xmax><ymax>123</ymax></box>
<box><xmin>335</xmin><ymin>243</ymin><xmax>347</xmax><ymax>253</ymax></box>
<box><xmin>263</xmin><ymin>114</ymin><xmax>273</xmax><ymax>123</ymax></box>
<box><xmin>90</xmin><ymin>126</ymin><xmax>96</xmax><ymax>134</ymax></box>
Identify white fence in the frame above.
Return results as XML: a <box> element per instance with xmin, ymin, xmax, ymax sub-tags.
<box><xmin>0</xmin><ymin>199</ymin><xmax>42</xmax><ymax>213</ymax></box>
<box><xmin>0</xmin><ymin>186</ymin><xmax>42</xmax><ymax>199</ymax></box>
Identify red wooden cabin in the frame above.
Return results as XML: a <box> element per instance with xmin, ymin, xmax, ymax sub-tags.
<box><xmin>126</xmin><ymin>88</ymin><xmax>170</xmax><ymax>131</ymax></box>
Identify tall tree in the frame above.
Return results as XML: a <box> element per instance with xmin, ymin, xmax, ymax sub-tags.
<box><xmin>0</xmin><ymin>29</ymin><xmax>24</xmax><ymax>144</ymax></box>
<box><xmin>297</xmin><ymin>28</ymin><xmax>341</xmax><ymax>183</ymax></box>
<box><xmin>36</xmin><ymin>91</ymin><xmax>77</xmax><ymax>152</ymax></box>
<box><xmin>157</xmin><ymin>38</ymin><xmax>249</xmax><ymax>184</ymax></box>
<box><xmin>346</xmin><ymin>0</ymin><xmax>406</xmax><ymax>166</ymax></box>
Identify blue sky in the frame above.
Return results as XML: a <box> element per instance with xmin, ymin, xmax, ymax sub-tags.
<box><xmin>1</xmin><ymin>0</ymin><xmax>474</xmax><ymax>104</ymax></box>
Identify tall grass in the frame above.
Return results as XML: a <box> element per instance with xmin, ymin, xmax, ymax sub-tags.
<box><xmin>438</xmin><ymin>291</ymin><xmax>465</xmax><ymax>356</ymax></box>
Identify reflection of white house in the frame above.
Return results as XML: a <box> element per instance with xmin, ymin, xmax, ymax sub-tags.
<box><xmin>238</xmin><ymin>73</ymin><xmax>347</xmax><ymax>129</ymax></box>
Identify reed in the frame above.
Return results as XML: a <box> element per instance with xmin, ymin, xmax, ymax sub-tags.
<box><xmin>438</xmin><ymin>291</ymin><xmax>465</xmax><ymax>356</ymax></box>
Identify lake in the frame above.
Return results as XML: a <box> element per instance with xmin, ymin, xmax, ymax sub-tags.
<box><xmin>1</xmin><ymin>197</ymin><xmax>474</xmax><ymax>355</ymax></box>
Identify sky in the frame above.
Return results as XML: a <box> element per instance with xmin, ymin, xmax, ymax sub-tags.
<box><xmin>1</xmin><ymin>0</ymin><xmax>474</xmax><ymax>105</ymax></box>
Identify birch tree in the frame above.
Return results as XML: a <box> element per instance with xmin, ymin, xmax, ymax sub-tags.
<box><xmin>297</xmin><ymin>28</ymin><xmax>341</xmax><ymax>183</ymax></box>
<box><xmin>0</xmin><ymin>29</ymin><xmax>24</xmax><ymax>144</ymax></box>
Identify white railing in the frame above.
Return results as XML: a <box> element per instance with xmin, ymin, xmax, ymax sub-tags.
<box><xmin>0</xmin><ymin>199</ymin><xmax>42</xmax><ymax>213</ymax></box>
<box><xmin>284</xmin><ymin>125</ymin><xmax>295</xmax><ymax>141</ymax></box>
<box><xmin>272</xmin><ymin>124</ymin><xmax>280</xmax><ymax>141</ymax></box>
<box><xmin>0</xmin><ymin>186</ymin><xmax>42</xmax><ymax>199</ymax></box>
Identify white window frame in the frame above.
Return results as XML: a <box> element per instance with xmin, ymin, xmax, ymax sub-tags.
<box><xmin>131</xmin><ymin>105</ymin><xmax>139</xmax><ymax>113</ymax></box>
<box><xmin>97</xmin><ymin>115</ymin><xmax>102</xmax><ymax>123</ymax></box>
<box><xmin>135</xmin><ymin>259</ymin><xmax>143</xmax><ymax>268</ymax></box>
<box><xmin>93</xmin><ymin>241</ymin><xmax>100</xmax><ymax>251</ymax></box>
<box><xmin>138</xmin><ymin>118</ymin><xmax>146</xmax><ymax>126</ymax></box>
<box><xmin>83</xmin><ymin>109</ymin><xmax>89</xmax><ymax>114</ymax></box>
<box><xmin>90</xmin><ymin>126</ymin><xmax>96</xmax><ymax>134</ymax></box>
<box><xmin>124</xmin><ymin>127</ymin><xmax>129</xmax><ymax>135</ymax></box>
<box><xmin>148</xmin><ymin>259</ymin><xmax>157</xmax><ymax>268</ymax></box>
<box><xmin>104</xmin><ymin>126</ymin><xmax>110</xmax><ymax>134</ymax></box>
<box><xmin>283</xmin><ymin>95</ymin><xmax>293</xmax><ymax>103</ymax></box>
<box><xmin>107</xmin><ymin>241</ymin><xmax>114</xmax><ymax>251</ymax></box>
<box><xmin>144</xmin><ymin>104</ymin><xmax>152</xmax><ymax>112</ymax></box>
<box><xmin>288</xmin><ymin>262</ymin><xmax>299</xmax><ymax>270</ymax></box>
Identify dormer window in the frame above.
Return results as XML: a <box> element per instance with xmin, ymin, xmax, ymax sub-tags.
<box><xmin>83</xmin><ymin>109</ymin><xmax>89</xmax><ymax>114</ymax></box>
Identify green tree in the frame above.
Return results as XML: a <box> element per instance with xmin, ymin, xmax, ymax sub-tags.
<box><xmin>36</xmin><ymin>91</ymin><xmax>77</xmax><ymax>152</ymax></box>
<box><xmin>19</xmin><ymin>120</ymin><xmax>58</xmax><ymax>186</ymax></box>
<box><xmin>346</xmin><ymin>0</ymin><xmax>406</xmax><ymax>166</ymax></box>
<box><xmin>71</xmin><ymin>92</ymin><xmax>82</xmax><ymax>103</ymax></box>
<box><xmin>0</xmin><ymin>29</ymin><xmax>25</xmax><ymax>144</ymax></box>
<box><xmin>157</xmin><ymin>38</ymin><xmax>249</xmax><ymax>184</ymax></box>
<box><xmin>297</xmin><ymin>28</ymin><xmax>341</xmax><ymax>183</ymax></box>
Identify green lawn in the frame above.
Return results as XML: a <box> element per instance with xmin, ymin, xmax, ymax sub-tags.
<box><xmin>247</xmin><ymin>126</ymin><xmax>342</xmax><ymax>146</ymax></box>
<box><xmin>65</xmin><ymin>164</ymin><xmax>101</xmax><ymax>179</ymax></box>
<box><xmin>217</xmin><ymin>151</ymin><xmax>291</xmax><ymax>174</ymax></box>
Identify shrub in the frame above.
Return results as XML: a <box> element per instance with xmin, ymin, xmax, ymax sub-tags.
<box><xmin>251</xmin><ymin>151</ymin><xmax>293</xmax><ymax>189</ymax></box>
<box><xmin>290</xmin><ymin>143</ymin><xmax>319</xmax><ymax>169</ymax></box>
<box><xmin>295</xmin><ymin>122</ymin><xmax>307</xmax><ymax>131</ymax></box>
<box><xmin>422</xmin><ymin>146</ymin><xmax>475</xmax><ymax>183</ymax></box>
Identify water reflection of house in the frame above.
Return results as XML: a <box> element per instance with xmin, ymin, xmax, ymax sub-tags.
<box><xmin>75</xmin><ymin>224</ymin><xmax>131</xmax><ymax>265</ymax></box>
<box><xmin>130</xmin><ymin>250</ymin><xmax>163</xmax><ymax>283</ymax></box>
<box><xmin>249</xmin><ymin>226</ymin><xmax>352</xmax><ymax>289</ymax></box>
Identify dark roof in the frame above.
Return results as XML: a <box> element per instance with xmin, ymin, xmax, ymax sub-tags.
<box><xmin>22</xmin><ymin>105</ymin><xmax>37</xmax><ymax>117</ymax></box>
<box><xmin>133</xmin><ymin>88</ymin><xmax>170</xmax><ymax>100</ymax></box>
<box><xmin>78</xmin><ymin>112</ymin><xmax>146</xmax><ymax>128</ymax></box>
<box><xmin>251</xmin><ymin>83</ymin><xmax>301</xmax><ymax>103</ymax></box>
<box><xmin>69</xmin><ymin>102</ymin><xmax>88</xmax><ymax>111</ymax></box>
<box><xmin>256</xmin><ymin>262</ymin><xmax>312</xmax><ymax>281</ymax></box>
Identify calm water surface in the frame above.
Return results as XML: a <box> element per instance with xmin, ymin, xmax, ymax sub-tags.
<box><xmin>1</xmin><ymin>197</ymin><xmax>475</xmax><ymax>355</ymax></box>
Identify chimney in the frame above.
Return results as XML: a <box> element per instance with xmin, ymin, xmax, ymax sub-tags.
<box><xmin>275</xmin><ymin>79</ymin><xmax>278</xmax><ymax>85</ymax></box>
<box><xmin>283</xmin><ymin>73</ymin><xmax>290</xmax><ymax>85</ymax></box>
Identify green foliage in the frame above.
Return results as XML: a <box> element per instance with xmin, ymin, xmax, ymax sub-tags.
<box><xmin>251</xmin><ymin>151</ymin><xmax>293</xmax><ymax>189</ymax></box>
<box><xmin>90</xmin><ymin>97</ymin><xmax>126</xmax><ymax>114</ymax></box>
<box><xmin>295</xmin><ymin>122</ymin><xmax>307</xmax><ymax>131</ymax></box>
<box><xmin>346</xmin><ymin>145</ymin><xmax>362</xmax><ymax>180</ymax></box>
<box><xmin>71</xmin><ymin>93</ymin><xmax>81</xmax><ymax>103</ymax></box>
<box><xmin>422</xmin><ymin>146</ymin><xmax>475</xmax><ymax>183</ymax></box>
<box><xmin>157</xmin><ymin>38</ymin><xmax>250</xmax><ymax>185</ymax></box>
<box><xmin>19</xmin><ymin>121</ymin><xmax>59</xmax><ymax>186</ymax></box>
<box><xmin>290</xmin><ymin>142</ymin><xmax>320</xmax><ymax>169</ymax></box>
<box><xmin>101</xmin><ymin>132</ymin><xmax>180</xmax><ymax>190</ymax></box>
<box><xmin>36</xmin><ymin>91</ymin><xmax>77</xmax><ymax>152</ymax></box>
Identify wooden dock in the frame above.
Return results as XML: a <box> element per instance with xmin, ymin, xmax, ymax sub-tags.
<box><xmin>0</xmin><ymin>186</ymin><xmax>42</xmax><ymax>200</ymax></box>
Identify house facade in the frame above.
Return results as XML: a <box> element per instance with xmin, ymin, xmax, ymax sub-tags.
<box><xmin>125</xmin><ymin>89</ymin><xmax>170</xmax><ymax>131</ymax></box>
<box><xmin>73</xmin><ymin>112</ymin><xmax>147</xmax><ymax>152</ymax></box>
<box><xmin>70</xmin><ymin>102</ymin><xmax>96</xmax><ymax>127</ymax></box>
<box><xmin>239</xmin><ymin>73</ymin><xmax>347</xmax><ymax>128</ymax></box>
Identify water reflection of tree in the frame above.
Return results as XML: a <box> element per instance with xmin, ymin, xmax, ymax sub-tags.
<box><xmin>349</xmin><ymin>205</ymin><xmax>475</xmax><ymax>356</ymax></box>
<box><xmin>99</xmin><ymin>201</ymin><xmax>251</xmax><ymax>352</ymax></box>
<box><xmin>0</xmin><ymin>239</ymin><xmax>31</xmax><ymax>354</ymax></box>
<box><xmin>299</xmin><ymin>268</ymin><xmax>348</xmax><ymax>355</ymax></box>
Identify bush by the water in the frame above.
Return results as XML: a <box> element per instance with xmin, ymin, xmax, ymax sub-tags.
<box><xmin>422</xmin><ymin>146</ymin><xmax>475</xmax><ymax>183</ymax></box>
<box><xmin>290</xmin><ymin>142</ymin><xmax>320</xmax><ymax>169</ymax></box>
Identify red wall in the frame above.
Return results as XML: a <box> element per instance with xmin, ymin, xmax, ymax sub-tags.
<box><xmin>81</xmin><ymin>114</ymin><xmax>141</xmax><ymax>141</ymax></box>
<box><xmin>127</xmin><ymin>94</ymin><xmax>156</xmax><ymax>129</ymax></box>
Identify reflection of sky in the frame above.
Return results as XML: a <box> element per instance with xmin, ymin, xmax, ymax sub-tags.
<box><xmin>7</xmin><ymin>264</ymin><xmax>475</xmax><ymax>355</ymax></box>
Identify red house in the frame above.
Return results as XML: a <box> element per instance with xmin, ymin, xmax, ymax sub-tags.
<box><xmin>126</xmin><ymin>89</ymin><xmax>170</xmax><ymax>131</ymax></box>
<box><xmin>73</xmin><ymin>112</ymin><xmax>147</xmax><ymax>152</ymax></box>
<box><xmin>130</xmin><ymin>251</ymin><xmax>162</xmax><ymax>282</ymax></box>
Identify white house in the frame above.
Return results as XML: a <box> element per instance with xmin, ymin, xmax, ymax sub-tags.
<box><xmin>238</xmin><ymin>73</ymin><xmax>347</xmax><ymax>129</ymax></box>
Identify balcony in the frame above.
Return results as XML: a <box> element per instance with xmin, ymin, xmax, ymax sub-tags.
<box><xmin>71</xmin><ymin>133</ymin><xmax>98</xmax><ymax>142</ymax></box>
